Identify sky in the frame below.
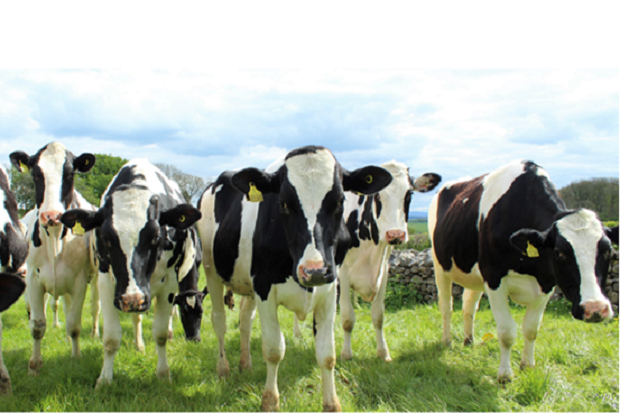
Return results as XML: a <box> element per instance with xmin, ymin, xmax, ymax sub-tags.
<box><xmin>0</xmin><ymin>2</ymin><xmax>618</xmax><ymax>214</ymax></box>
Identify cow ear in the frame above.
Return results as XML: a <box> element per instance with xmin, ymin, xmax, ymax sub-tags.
<box><xmin>74</xmin><ymin>154</ymin><xmax>96</xmax><ymax>173</ymax></box>
<box><xmin>61</xmin><ymin>209</ymin><xmax>104</xmax><ymax>235</ymax></box>
<box><xmin>159</xmin><ymin>204</ymin><xmax>202</xmax><ymax>230</ymax></box>
<box><xmin>0</xmin><ymin>272</ymin><xmax>26</xmax><ymax>312</ymax></box>
<box><xmin>9</xmin><ymin>151</ymin><xmax>32</xmax><ymax>173</ymax></box>
<box><xmin>202</xmin><ymin>286</ymin><xmax>209</xmax><ymax>296</ymax></box>
<box><xmin>231</xmin><ymin>167</ymin><xmax>279</xmax><ymax>202</ymax></box>
<box><xmin>343</xmin><ymin>166</ymin><xmax>392</xmax><ymax>195</ymax></box>
<box><xmin>604</xmin><ymin>226</ymin><xmax>618</xmax><ymax>245</ymax></box>
<box><xmin>412</xmin><ymin>173</ymin><xmax>442</xmax><ymax>193</ymax></box>
<box><xmin>509</xmin><ymin>228</ymin><xmax>548</xmax><ymax>258</ymax></box>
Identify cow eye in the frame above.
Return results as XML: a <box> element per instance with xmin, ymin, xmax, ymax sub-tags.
<box><xmin>554</xmin><ymin>249</ymin><xmax>566</xmax><ymax>260</ymax></box>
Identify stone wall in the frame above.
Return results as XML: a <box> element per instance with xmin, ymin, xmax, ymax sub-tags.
<box><xmin>388</xmin><ymin>248</ymin><xmax>620</xmax><ymax>313</ymax></box>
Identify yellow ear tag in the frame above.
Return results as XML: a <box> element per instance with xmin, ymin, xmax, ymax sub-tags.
<box><xmin>365</xmin><ymin>175</ymin><xmax>373</xmax><ymax>184</ymax></box>
<box><xmin>84</xmin><ymin>159</ymin><xmax>89</xmax><ymax>165</ymax></box>
<box><xmin>20</xmin><ymin>161</ymin><xmax>30</xmax><ymax>173</ymax></box>
<box><xmin>73</xmin><ymin>221</ymin><xmax>85</xmax><ymax>237</ymax></box>
<box><xmin>526</xmin><ymin>241</ymin><xmax>539</xmax><ymax>258</ymax></box>
<box><xmin>248</xmin><ymin>182</ymin><xmax>263</xmax><ymax>203</ymax></box>
<box><xmin>178</xmin><ymin>215</ymin><xmax>186</xmax><ymax>223</ymax></box>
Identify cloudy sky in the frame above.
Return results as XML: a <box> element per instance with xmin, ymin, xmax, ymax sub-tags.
<box><xmin>1</xmin><ymin>3</ymin><xmax>618</xmax><ymax>213</ymax></box>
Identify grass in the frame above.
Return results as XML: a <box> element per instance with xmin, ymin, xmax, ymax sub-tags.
<box><xmin>1</xmin><ymin>281</ymin><xmax>618</xmax><ymax>412</ymax></box>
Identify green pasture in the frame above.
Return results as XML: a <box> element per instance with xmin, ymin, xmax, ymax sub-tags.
<box><xmin>1</xmin><ymin>281</ymin><xmax>618</xmax><ymax>412</ymax></box>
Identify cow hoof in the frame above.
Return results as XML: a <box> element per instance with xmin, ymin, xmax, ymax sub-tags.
<box><xmin>28</xmin><ymin>359</ymin><xmax>42</xmax><ymax>375</ymax></box>
<box><xmin>340</xmin><ymin>350</ymin><xmax>353</xmax><ymax>361</ymax></box>
<box><xmin>95</xmin><ymin>377</ymin><xmax>111</xmax><ymax>389</ymax></box>
<box><xmin>261</xmin><ymin>389</ymin><xmax>279</xmax><ymax>412</ymax></box>
<box><xmin>157</xmin><ymin>369</ymin><xmax>171</xmax><ymax>382</ymax></box>
<box><xmin>135</xmin><ymin>342</ymin><xmax>145</xmax><ymax>352</ymax></box>
<box><xmin>464</xmin><ymin>337</ymin><xmax>473</xmax><ymax>346</ymax></box>
<box><xmin>323</xmin><ymin>399</ymin><xmax>342</xmax><ymax>412</ymax></box>
<box><xmin>520</xmin><ymin>359</ymin><xmax>535</xmax><ymax>370</ymax></box>
<box><xmin>0</xmin><ymin>371</ymin><xmax>11</xmax><ymax>396</ymax></box>
<box><xmin>441</xmin><ymin>338</ymin><xmax>452</xmax><ymax>347</ymax></box>
<box><xmin>377</xmin><ymin>349</ymin><xmax>392</xmax><ymax>362</ymax></box>
<box><xmin>497</xmin><ymin>370</ymin><xmax>513</xmax><ymax>385</ymax></box>
<box><xmin>217</xmin><ymin>359</ymin><xmax>231</xmax><ymax>378</ymax></box>
<box><xmin>239</xmin><ymin>357</ymin><xmax>252</xmax><ymax>373</ymax></box>
<box><xmin>91</xmin><ymin>330</ymin><xmax>100</xmax><ymax>339</ymax></box>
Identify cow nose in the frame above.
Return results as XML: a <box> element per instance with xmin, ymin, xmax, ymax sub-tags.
<box><xmin>582</xmin><ymin>301</ymin><xmax>612</xmax><ymax>323</ymax></box>
<box><xmin>120</xmin><ymin>293</ymin><xmax>149</xmax><ymax>312</ymax></box>
<box><xmin>298</xmin><ymin>261</ymin><xmax>333</xmax><ymax>286</ymax></box>
<box><xmin>386</xmin><ymin>230</ymin><xmax>406</xmax><ymax>245</ymax></box>
<box><xmin>40</xmin><ymin>210</ymin><xmax>63</xmax><ymax>226</ymax></box>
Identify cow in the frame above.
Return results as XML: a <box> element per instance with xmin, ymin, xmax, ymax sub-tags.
<box><xmin>60</xmin><ymin>159</ymin><xmax>202</xmax><ymax>386</ymax></box>
<box><xmin>197</xmin><ymin>146</ymin><xmax>392</xmax><ymax>412</ymax></box>
<box><xmin>428</xmin><ymin>159</ymin><xmax>618</xmax><ymax>383</ymax></box>
<box><xmin>0</xmin><ymin>164</ymin><xmax>28</xmax><ymax>395</ymax></box>
<box><xmin>10</xmin><ymin>142</ymin><xmax>98</xmax><ymax>375</ymax></box>
<box><xmin>338</xmin><ymin>160</ymin><xmax>441</xmax><ymax>362</ymax></box>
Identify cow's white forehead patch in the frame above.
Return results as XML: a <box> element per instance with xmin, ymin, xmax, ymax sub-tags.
<box><xmin>111</xmin><ymin>187</ymin><xmax>151</xmax><ymax>295</ymax></box>
<box><xmin>374</xmin><ymin>160</ymin><xmax>410</xmax><ymax>234</ymax></box>
<box><xmin>186</xmin><ymin>296</ymin><xmax>196</xmax><ymax>308</ymax></box>
<box><xmin>556</xmin><ymin>210</ymin><xmax>608</xmax><ymax>305</ymax></box>
<box><xmin>38</xmin><ymin>142</ymin><xmax>68</xmax><ymax>212</ymax></box>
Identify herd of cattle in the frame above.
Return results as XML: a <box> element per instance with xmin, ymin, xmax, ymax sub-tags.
<box><xmin>0</xmin><ymin>141</ymin><xmax>617</xmax><ymax>411</ymax></box>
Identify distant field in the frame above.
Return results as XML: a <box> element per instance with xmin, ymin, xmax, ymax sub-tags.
<box><xmin>408</xmin><ymin>220</ymin><xmax>428</xmax><ymax>235</ymax></box>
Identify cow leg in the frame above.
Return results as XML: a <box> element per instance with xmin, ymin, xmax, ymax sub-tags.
<box><xmin>167</xmin><ymin>309</ymin><xmax>174</xmax><ymax>340</ymax></box>
<box><xmin>339</xmin><ymin>273</ymin><xmax>355</xmax><ymax>361</ymax></box>
<box><xmin>435</xmin><ymin>266</ymin><xmax>453</xmax><ymax>346</ymax></box>
<box><xmin>97</xmin><ymin>272</ymin><xmax>122</xmax><ymax>388</ymax></box>
<box><xmin>314</xmin><ymin>284</ymin><xmax>341</xmax><ymax>412</ymax></box>
<box><xmin>486</xmin><ymin>284</ymin><xmax>517</xmax><ymax>383</ymax></box>
<box><xmin>132</xmin><ymin>314</ymin><xmax>145</xmax><ymax>352</ymax></box>
<box><xmin>90</xmin><ymin>273</ymin><xmax>100</xmax><ymax>339</ymax></box>
<box><xmin>239</xmin><ymin>295</ymin><xmax>256</xmax><ymax>373</ymax></box>
<box><xmin>371</xmin><ymin>268</ymin><xmax>391</xmax><ymax>362</ymax></box>
<box><xmin>293</xmin><ymin>313</ymin><xmax>303</xmax><ymax>339</ymax></box>
<box><xmin>52</xmin><ymin>296</ymin><xmax>61</xmax><ymax>328</ymax></box>
<box><xmin>205</xmin><ymin>270</ymin><xmax>230</xmax><ymax>378</ymax></box>
<box><xmin>521</xmin><ymin>293</ymin><xmax>552</xmax><ymax>369</ymax></box>
<box><xmin>0</xmin><ymin>317</ymin><xmax>11</xmax><ymax>396</ymax></box>
<box><xmin>27</xmin><ymin>279</ymin><xmax>46</xmax><ymax>375</ymax></box>
<box><xmin>462</xmin><ymin>289</ymin><xmax>483</xmax><ymax>345</ymax></box>
<box><xmin>152</xmin><ymin>293</ymin><xmax>173</xmax><ymax>382</ymax></box>
<box><xmin>257</xmin><ymin>296</ymin><xmax>285</xmax><ymax>412</ymax></box>
<box><xmin>65</xmin><ymin>276</ymin><xmax>87</xmax><ymax>358</ymax></box>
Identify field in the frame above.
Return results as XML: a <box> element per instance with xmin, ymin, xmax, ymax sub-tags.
<box><xmin>1</xmin><ymin>277</ymin><xmax>618</xmax><ymax>412</ymax></box>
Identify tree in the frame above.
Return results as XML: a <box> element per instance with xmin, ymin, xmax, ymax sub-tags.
<box><xmin>154</xmin><ymin>163</ymin><xmax>209</xmax><ymax>203</ymax></box>
<box><xmin>559</xmin><ymin>177</ymin><xmax>619</xmax><ymax>221</ymax></box>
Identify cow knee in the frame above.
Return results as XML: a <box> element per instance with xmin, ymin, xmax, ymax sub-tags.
<box><xmin>322</xmin><ymin>355</ymin><xmax>336</xmax><ymax>370</ymax></box>
<box><xmin>31</xmin><ymin>320</ymin><xmax>46</xmax><ymax>339</ymax></box>
<box><xmin>523</xmin><ymin>328</ymin><xmax>537</xmax><ymax>342</ymax></box>
<box><xmin>70</xmin><ymin>329</ymin><xmax>81</xmax><ymax>340</ymax></box>
<box><xmin>156</xmin><ymin>335</ymin><xmax>168</xmax><ymax>347</ymax></box>
<box><xmin>342</xmin><ymin>319</ymin><xmax>354</xmax><ymax>333</ymax></box>
<box><xmin>263</xmin><ymin>348</ymin><xmax>283</xmax><ymax>364</ymax></box>
<box><xmin>103</xmin><ymin>338</ymin><xmax>120</xmax><ymax>354</ymax></box>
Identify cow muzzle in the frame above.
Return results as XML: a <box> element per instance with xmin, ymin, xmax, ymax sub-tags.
<box><xmin>581</xmin><ymin>301</ymin><xmax>613</xmax><ymax>323</ymax></box>
<box><xmin>386</xmin><ymin>229</ymin><xmax>407</xmax><ymax>245</ymax></box>
<box><xmin>119</xmin><ymin>293</ymin><xmax>150</xmax><ymax>313</ymax></box>
<box><xmin>298</xmin><ymin>261</ymin><xmax>335</xmax><ymax>287</ymax></box>
<box><xmin>40</xmin><ymin>210</ymin><xmax>63</xmax><ymax>227</ymax></box>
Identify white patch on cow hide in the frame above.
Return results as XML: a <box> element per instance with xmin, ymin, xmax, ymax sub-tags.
<box><xmin>37</xmin><ymin>142</ymin><xmax>69</xmax><ymax>214</ymax></box>
<box><xmin>111</xmin><ymin>187</ymin><xmax>151</xmax><ymax>296</ymax></box>
<box><xmin>556</xmin><ymin>210</ymin><xmax>610</xmax><ymax>307</ymax></box>
<box><xmin>478</xmin><ymin>160</ymin><xmax>527</xmax><ymax>229</ymax></box>
<box><xmin>176</xmin><ymin>232</ymin><xmax>196</xmax><ymax>283</ymax></box>
<box><xmin>0</xmin><ymin>167</ymin><xmax>12</xmax><ymax>230</ymax></box>
<box><xmin>286</xmin><ymin>149</ymin><xmax>336</xmax><ymax>266</ymax></box>
<box><xmin>123</xmin><ymin>159</ymin><xmax>186</xmax><ymax>204</ymax></box>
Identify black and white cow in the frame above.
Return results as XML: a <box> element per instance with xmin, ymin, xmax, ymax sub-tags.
<box><xmin>198</xmin><ymin>146</ymin><xmax>392</xmax><ymax>412</ymax></box>
<box><xmin>428</xmin><ymin>160</ymin><xmax>618</xmax><ymax>383</ymax></box>
<box><xmin>338</xmin><ymin>160</ymin><xmax>440</xmax><ymax>362</ymax></box>
<box><xmin>1</xmin><ymin>164</ymin><xmax>28</xmax><ymax>395</ymax></box>
<box><xmin>60</xmin><ymin>159</ymin><xmax>201</xmax><ymax>385</ymax></box>
<box><xmin>10</xmin><ymin>142</ymin><xmax>98</xmax><ymax>375</ymax></box>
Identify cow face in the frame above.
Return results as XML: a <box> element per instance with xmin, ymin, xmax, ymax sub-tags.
<box><xmin>510</xmin><ymin>210</ymin><xmax>615</xmax><ymax>322</ymax></box>
<box><xmin>232</xmin><ymin>146</ymin><xmax>392</xmax><ymax>288</ymax></box>
<box><xmin>10</xmin><ymin>142</ymin><xmax>95</xmax><ymax>227</ymax></box>
<box><xmin>373</xmin><ymin>162</ymin><xmax>442</xmax><ymax>245</ymax></box>
<box><xmin>0</xmin><ymin>167</ymin><xmax>28</xmax><ymax>276</ymax></box>
<box><xmin>172</xmin><ymin>286</ymin><xmax>207</xmax><ymax>341</ymax></box>
<box><xmin>61</xmin><ymin>191</ymin><xmax>201</xmax><ymax>313</ymax></box>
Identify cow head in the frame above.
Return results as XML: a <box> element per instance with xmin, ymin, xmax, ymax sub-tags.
<box><xmin>10</xmin><ymin>142</ymin><xmax>95</xmax><ymax>227</ymax></box>
<box><xmin>510</xmin><ymin>209</ymin><xmax>617</xmax><ymax>322</ymax></box>
<box><xmin>172</xmin><ymin>286</ymin><xmax>207</xmax><ymax>341</ymax></box>
<box><xmin>0</xmin><ymin>167</ymin><xmax>28</xmax><ymax>276</ymax></box>
<box><xmin>232</xmin><ymin>146</ymin><xmax>392</xmax><ymax>288</ymax></box>
<box><xmin>371</xmin><ymin>161</ymin><xmax>441</xmax><ymax>245</ymax></box>
<box><xmin>61</xmin><ymin>190</ymin><xmax>201</xmax><ymax>313</ymax></box>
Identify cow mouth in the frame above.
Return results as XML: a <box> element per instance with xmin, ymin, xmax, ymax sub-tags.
<box><xmin>298</xmin><ymin>266</ymin><xmax>336</xmax><ymax>287</ymax></box>
<box><xmin>116</xmin><ymin>294</ymin><xmax>151</xmax><ymax>313</ymax></box>
<box><xmin>388</xmin><ymin>239</ymin><xmax>403</xmax><ymax>246</ymax></box>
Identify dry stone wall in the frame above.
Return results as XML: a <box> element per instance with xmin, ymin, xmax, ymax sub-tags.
<box><xmin>388</xmin><ymin>248</ymin><xmax>620</xmax><ymax>314</ymax></box>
